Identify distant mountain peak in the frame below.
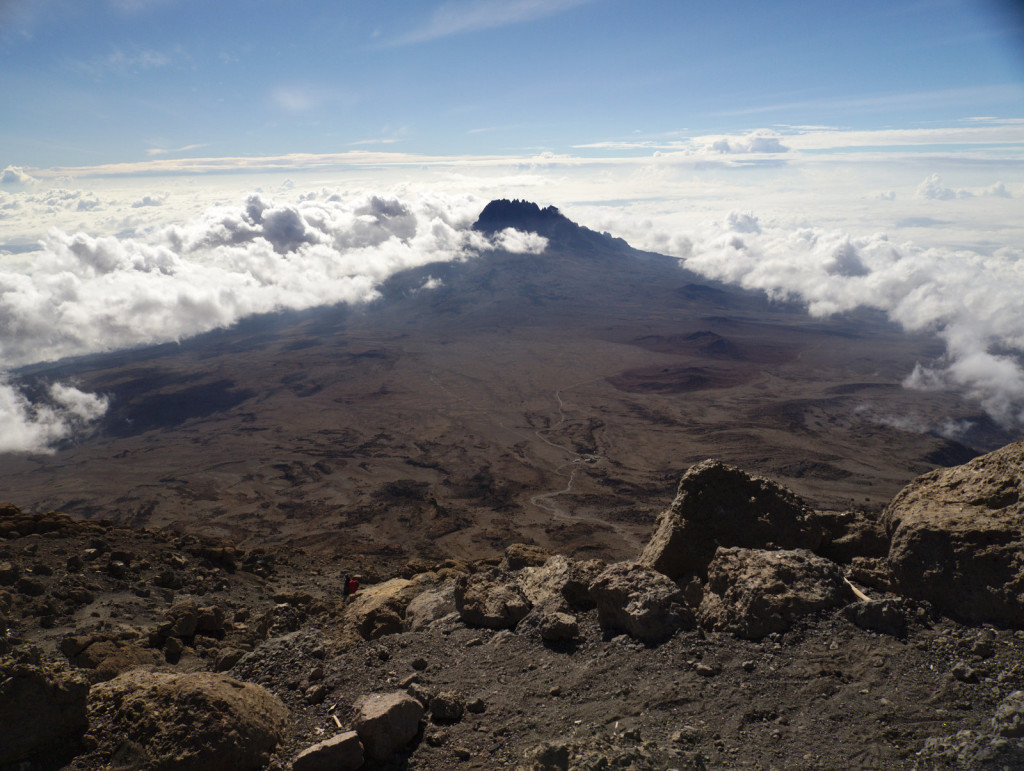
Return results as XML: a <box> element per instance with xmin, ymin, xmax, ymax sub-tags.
<box><xmin>472</xmin><ymin>198</ymin><xmax>627</xmax><ymax>254</ymax></box>
<box><xmin>472</xmin><ymin>199</ymin><xmax>568</xmax><ymax>233</ymax></box>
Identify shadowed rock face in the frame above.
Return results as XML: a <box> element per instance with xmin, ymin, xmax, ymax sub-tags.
<box><xmin>883</xmin><ymin>440</ymin><xmax>1024</xmax><ymax>627</ymax></box>
<box><xmin>638</xmin><ymin>459</ymin><xmax>823</xmax><ymax>580</ymax></box>
<box><xmin>0</xmin><ymin>645</ymin><xmax>89</xmax><ymax>767</ymax></box>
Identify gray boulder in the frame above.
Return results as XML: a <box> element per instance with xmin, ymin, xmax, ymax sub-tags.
<box><xmin>404</xmin><ymin>582</ymin><xmax>457</xmax><ymax>632</ymax></box>
<box><xmin>638</xmin><ymin>459</ymin><xmax>822</xmax><ymax>580</ymax></box>
<box><xmin>455</xmin><ymin>569</ymin><xmax>532</xmax><ymax>629</ymax></box>
<box><xmin>589</xmin><ymin>562</ymin><xmax>695</xmax><ymax>644</ymax></box>
<box><xmin>353</xmin><ymin>690</ymin><xmax>425</xmax><ymax>761</ymax></box>
<box><xmin>698</xmin><ymin>547</ymin><xmax>852</xmax><ymax>640</ymax></box>
<box><xmin>882</xmin><ymin>440</ymin><xmax>1024</xmax><ymax>626</ymax></box>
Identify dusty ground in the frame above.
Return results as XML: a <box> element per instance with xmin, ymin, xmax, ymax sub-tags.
<box><xmin>3</xmin><ymin>509</ymin><xmax>1022</xmax><ymax>770</ymax></box>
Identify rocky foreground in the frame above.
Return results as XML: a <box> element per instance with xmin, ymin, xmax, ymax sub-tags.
<box><xmin>2</xmin><ymin>443</ymin><xmax>1024</xmax><ymax>770</ymax></box>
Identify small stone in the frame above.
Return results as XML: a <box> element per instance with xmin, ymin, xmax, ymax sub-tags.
<box><xmin>425</xmin><ymin>731</ymin><xmax>448</xmax><ymax>747</ymax></box>
<box><xmin>695</xmin><ymin>663</ymin><xmax>720</xmax><ymax>677</ymax></box>
<box><xmin>741</xmin><ymin>660</ymin><xmax>756</xmax><ymax>672</ymax></box>
<box><xmin>163</xmin><ymin>636</ymin><xmax>184</xmax><ymax>663</ymax></box>
<box><xmin>453</xmin><ymin>747</ymin><xmax>472</xmax><ymax>761</ymax></box>
<box><xmin>672</xmin><ymin>726</ymin><xmax>700</xmax><ymax>745</ymax></box>
<box><xmin>466</xmin><ymin>697</ymin><xmax>486</xmax><ymax>714</ymax></box>
<box><xmin>430</xmin><ymin>691</ymin><xmax>466</xmax><ymax>725</ymax></box>
<box><xmin>0</xmin><ymin>561</ymin><xmax>19</xmax><ymax>585</ymax></box>
<box><xmin>548</xmin><ymin>686</ymin><xmax>562</xmax><ymax>697</ymax></box>
<box><xmin>952</xmin><ymin>662</ymin><xmax>980</xmax><ymax>684</ymax></box>
<box><xmin>973</xmin><ymin>633</ymin><xmax>996</xmax><ymax>659</ymax></box>
<box><xmin>305</xmin><ymin>684</ymin><xmax>328</xmax><ymax>705</ymax></box>
<box><xmin>411</xmin><ymin>656</ymin><xmax>428</xmax><ymax>671</ymax></box>
<box><xmin>14</xmin><ymin>576</ymin><xmax>45</xmax><ymax>596</ymax></box>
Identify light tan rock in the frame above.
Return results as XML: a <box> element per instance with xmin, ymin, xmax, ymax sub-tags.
<box><xmin>292</xmin><ymin>731</ymin><xmax>364</xmax><ymax>771</ymax></box>
<box><xmin>343</xmin><ymin>578</ymin><xmax>420</xmax><ymax>639</ymax></box>
<box><xmin>882</xmin><ymin>440</ymin><xmax>1024</xmax><ymax>626</ymax></box>
<box><xmin>353</xmin><ymin>690</ymin><xmax>425</xmax><ymax>762</ymax></box>
<box><xmin>698</xmin><ymin>547</ymin><xmax>852</xmax><ymax>640</ymax></box>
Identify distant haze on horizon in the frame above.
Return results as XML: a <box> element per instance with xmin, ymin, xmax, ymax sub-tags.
<box><xmin>1</xmin><ymin>0</ymin><xmax>1023</xmax><ymax>452</ymax></box>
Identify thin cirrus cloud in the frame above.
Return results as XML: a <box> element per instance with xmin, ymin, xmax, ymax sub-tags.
<box><xmin>146</xmin><ymin>143</ymin><xmax>209</xmax><ymax>157</ymax></box>
<box><xmin>385</xmin><ymin>0</ymin><xmax>596</xmax><ymax>46</ymax></box>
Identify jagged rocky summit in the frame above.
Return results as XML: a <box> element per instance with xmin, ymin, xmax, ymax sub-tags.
<box><xmin>2</xmin><ymin>442</ymin><xmax>1024</xmax><ymax>769</ymax></box>
<box><xmin>472</xmin><ymin>198</ymin><xmax>629</xmax><ymax>253</ymax></box>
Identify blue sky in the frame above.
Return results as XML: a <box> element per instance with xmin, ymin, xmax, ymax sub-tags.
<box><xmin>2</xmin><ymin>0</ymin><xmax>1023</xmax><ymax>167</ymax></box>
<box><xmin>2</xmin><ymin>0</ymin><xmax>1024</xmax><ymax>452</ymax></box>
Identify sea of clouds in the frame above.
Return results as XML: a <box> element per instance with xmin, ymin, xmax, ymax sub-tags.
<box><xmin>0</xmin><ymin>188</ymin><xmax>546</xmax><ymax>452</ymax></box>
<box><xmin>0</xmin><ymin>170</ymin><xmax>1022</xmax><ymax>454</ymax></box>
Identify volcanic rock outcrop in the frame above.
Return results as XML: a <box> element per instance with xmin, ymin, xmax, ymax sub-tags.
<box><xmin>883</xmin><ymin>439</ymin><xmax>1024</xmax><ymax>626</ymax></box>
<box><xmin>4</xmin><ymin>443</ymin><xmax>1024</xmax><ymax>769</ymax></box>
<box><xmin>637</xmin><ymin>459</ymin><xmax>823</xmax><ymax>580</ymax></box>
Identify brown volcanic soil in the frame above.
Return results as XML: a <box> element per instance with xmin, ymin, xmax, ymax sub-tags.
<box><xmin>3</xmin><ymin>509</ymin><xmax>1023</xmax><ymax>770</ymax></box>
<box><xmin>0</xmin><ymin>208</ymin><xmax>1014</xmax><ymax>575</ymax></box>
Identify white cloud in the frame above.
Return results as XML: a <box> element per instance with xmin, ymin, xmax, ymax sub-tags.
<box><xmin>0</xmin><ymin>190</ymin><xmax>544</xmax><ymax>368</ymax></box>
<box><xmin>916</xmin><ymin>173</ymin><xmax>973</xmax><ymax>200</ymax></box>
<box><xmin>131</xmin><ymin>193</ymin><xmax>167</xmax><ymax>208</ymax></box>
<box><xmin>983</xmin><ymin>181</ymin><xmax>1012</xmax><ymax>198</ymax></box>
<box><xmin>146</xmin><ymin>143</ymin><xmax>209</xmax><ymax>157</ymax></box>
<box><xmin>708</xmin><ymin>130</ymin><xmax>789</xmax><ymax>154</ymax></box>
<box><xmin>1</xmin><ymin>166</ymin><xmax>37</xmax><ymax>187</ymax></box>
<box><xmin>680</xmin><ymin>213</ymin><xmax>1024</xmax><ymax>428</ymax></box>
<box><xmin>0</xmin><ymin>378</ymin><xmax>108</xmax><ymax>454</ymax></box>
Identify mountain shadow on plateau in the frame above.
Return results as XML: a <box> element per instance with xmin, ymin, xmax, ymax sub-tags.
<box><xmin>100</xmin><ymin>378</ymin><xmax>256</xmax><ymax>438</ymax></box>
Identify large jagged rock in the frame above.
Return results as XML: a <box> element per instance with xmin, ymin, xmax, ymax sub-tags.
<box><xmin>455</xmin><ymin>568</ymin><xmax>532</xmax><ymax>629</ymax></box>
<box><xmin>589</xmin><ymin>562</ymin><xmax>695</xmax><ymax>644</ymax></box>
<box><xmin>882</xmin><ymin>440</ymin><xmax>1024</xmax><ymax>627</ymax></box>
<box><xmin>88</xmin><ymin>670</ymin><xmax>289</xmax><ymax>770</ymax></box>
<box><xmin>698</xmin><ymin>547</ymin><xmax>853</xmax><ymax>640</ymax></box>
<box><xmin>638</xmin><ymin>459</ymin><xmax>822</xmax><ymax>580</ymax></box>
<box><xmin>518</xmin><ymin>554</ymin><xmax>605</xmax><ymax>611</ymax></box>
<box><xmin>0</xmin><ymin>645</ymin><xmax>89</xmax><ymax>767</ymax></box>
<box><xmin>353</xmin><ymin>690</ymin><xmax>425</xmax><ymax>762</ymax></box>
